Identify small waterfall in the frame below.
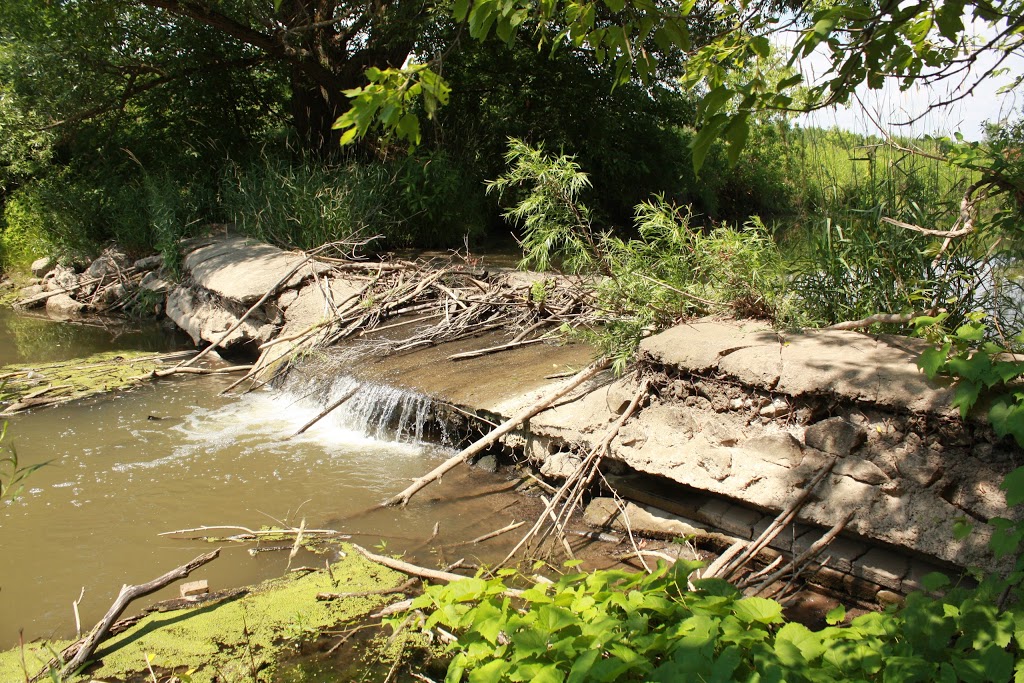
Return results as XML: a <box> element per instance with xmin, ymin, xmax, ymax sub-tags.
<box><xmin>277</xmin><ymin>369</ymin><xmax>458</xmax><ymax>445</ymax></box>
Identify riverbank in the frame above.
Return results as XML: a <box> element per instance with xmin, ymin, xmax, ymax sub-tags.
<box><xmin>2</xmin><ymin>234</ymin><xmax>1022</xmax><ymax>680</ymax></box>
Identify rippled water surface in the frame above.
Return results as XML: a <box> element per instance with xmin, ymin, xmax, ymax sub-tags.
<box><xmin>0</xmin><ymin>310</ymin><xmax>516</xmax><ymax>648</ymax></box>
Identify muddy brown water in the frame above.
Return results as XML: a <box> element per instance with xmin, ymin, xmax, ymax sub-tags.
<box><xmin>0</xmin><ymin>309</ymin><xmax>533</xmax><ymax>649</ymax></box>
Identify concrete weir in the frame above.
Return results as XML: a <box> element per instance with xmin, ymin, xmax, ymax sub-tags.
<box><xmin>160</xmin><ymin>235</ymin><xmax>1022</xmax><ymax>604</ymax></box>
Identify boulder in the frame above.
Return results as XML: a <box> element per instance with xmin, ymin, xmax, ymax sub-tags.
<box><xmin>47</xmin><ymin>265</ymin><xmax>80</xmax><ymax>292</ymax></box>
<box><xmin>133</xmin><ymin>254</ymin><xmax>164</xmax><ymax>272</ymax></box>
<box><xmin>46</xmin><ymin>293</ymin><xmax>85</xmax><ymax>319</ymax></box>
<box><xmin>30</xmin><ymin>256</ymin><xmax>56</xmax><ymax>278</ymax></box>
<box><xmin>165</xmin><ymin>285</ymin><xmax>276</xmax><ymax>349</ymax></box>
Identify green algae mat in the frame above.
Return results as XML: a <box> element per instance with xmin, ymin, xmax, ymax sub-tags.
<box><xmin>0</xmin><ymin>545</ymin><xmax>404</xmax><ymax>682</ymax></box>
<box><xmin>0</xmin><ymin>350</ymin><xmax>192</xmax><ymax>415</ymax></box>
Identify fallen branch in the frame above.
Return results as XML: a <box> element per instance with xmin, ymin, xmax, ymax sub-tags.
<box><xmin>288</xmin><ymin>385</ymin><xmax>360</xmax><ymax>439</ymax></box>
<box><xmin>825</xmin><ymin>313</ymin><xmax>915</xmax><ymax>331</ymax></box>
<box><xmin>744</xmin><ymin>511</ymin><xmax>854</xmax><ymax>596</ymax></box>
<box><xmin>715</xmin><ymin>459</ymin><xmax>836</xmax><ymax>581</ymax></box>
<box><xmin>51</xmin><ymin>550</ymin><xmax>220</xmax><ymax>680</ymax></box>
<box><xmin>447</xmin><ymin>337</ymin><xmax>547</xmax><ymax>361</ymax></box>
<box><xmin>381</xmin><ymin>358</ymin><xmax>610</xmax><ymax>507</ymax></box>
<box><xmin>353</xmin><ymin>545</ymin><xmax>523</xmax><ymax>598</ymax></box>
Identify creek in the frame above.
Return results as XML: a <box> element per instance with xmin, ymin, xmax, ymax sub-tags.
<box><xmin>0</xmin><ymin>308</ymin><xmax>521</xmax><ymax>650</ymax></box>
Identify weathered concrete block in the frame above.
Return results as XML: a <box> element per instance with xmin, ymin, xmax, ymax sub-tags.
<box><xmin>180</xmin><ymin>580</ymin><xmax>209</xmax><ymax>598</ymax></box>
<box><xmin>855</xmin><ymin>547</ymin><xmax>909</xmax><ymax>587</ymax></box>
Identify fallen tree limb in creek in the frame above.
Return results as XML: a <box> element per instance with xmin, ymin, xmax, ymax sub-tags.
<box><xmin>353</xmin><ymin>545</ymin><xmax>523</xmax><ymax>598</ymax></box>
<box><xmin>381</xmin><ymin>358</ymin><xmax>610</xmax><ymax>507</ymax></box>
<box><xmin>501</xmin><ymin>377</ymin><xmax>651</xmax><ymax>565</ymax></box>
<box><xmin>288</xmin><ymin>384</ymin><xmax>360</xmax><ymax>439</ymax></box>
<box><xmin>40</xmin><ymin>550</ymin><xmax>220</xmax><ymax>681</ymax></box>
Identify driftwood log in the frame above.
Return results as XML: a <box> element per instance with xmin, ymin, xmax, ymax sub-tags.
<box><xmin>41</xmin><ymin>550</ymin><xmax>220</xmax><ymax>681</ymax></box>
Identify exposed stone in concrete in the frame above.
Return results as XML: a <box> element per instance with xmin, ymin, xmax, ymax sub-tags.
<box><xmin>30</xmin><ymin>256</ymin><xmax>55</xmax><ymax>278</ymax></box>
<box><xmin>855</xmin><ymin>547</ymin><xmax>909</xmax><ymax>586</ymax></box>
<box><xmin>183</xmin><ymin>236</ymin><xmax>331</xmax><ymax>304</ymax></box>
<box><xmin>876</xmin><ymin>590</ymin><xmax>905</xmax><ymax>607</ymax></box>
<box><xmin>584</xmin><ymin>497</ymin><xmax>705</xmax><ymax>544</ymax></box>
<box><xmin>744</xmin><ymin>433</ymin><xmax>804</xmax><ymax>468</ymax></box>
<box><xmin>45</xmin><ymin>293</ymin><xmax>85</xmax><ymax>319</ymax></box>
<box><xmin>833</xmin><ymin>458</ymin><xmax>889</xmax><ymax>485</ymax></box>
<box><xmin>896</xmin><ymin>451</ymin><xmax>944</xmax><ymax>488</ymax></box>
<box><xmin>804</xmin><ymin>417</ymin><xmax>867</xmax><ymax>456</ymax></box>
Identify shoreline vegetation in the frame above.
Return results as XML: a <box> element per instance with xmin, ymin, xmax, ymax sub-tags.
<box><xmin>2</xmin><ymin>0</ymin><xmax>1024</xmax><ymax>677</ymax></box>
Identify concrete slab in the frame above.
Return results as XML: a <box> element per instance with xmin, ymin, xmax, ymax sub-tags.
<box><xmin>184</xmin><ymin>236</ymin><xmax>331</xmax><ymax>304</ymax></box>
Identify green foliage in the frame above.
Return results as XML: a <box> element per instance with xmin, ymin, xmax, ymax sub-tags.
<box><xmin>486</xmin><ymin>139</ymin><xmax>604</xmax><ymax>274</ymax></box>
<box><xmin>398</xmin><ymin>526</ymin><xmax>1024</xmax><ymax>683</ymax></box>
<box><xmin>915</xmin><ymin>313</ymin><xmax>1024</xmax><ymax>448</ymax></box>
<box><xmin>0</xmin><ymin>422</ymin><xmax>43</xmax><ymax>503</ymax></box>
<box><xmin>222</xmin><ymin>150</ymin><xmax>486</xmax><ymax>252</ymax></box>
<box><xmin>398</xmin><ymin>463</ymin><xmax>1024</xmax><ymax>682</ymax></box>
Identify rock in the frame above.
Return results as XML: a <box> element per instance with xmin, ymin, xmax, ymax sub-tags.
<box><xmin>48</xmin><ymin>264</ymin><xmax>80</xmax><ymax>292</ymax></box>
<box><xmin>180</xmin><ymin>580</ymin><xmax>209</xmax><ymax>598</ymax></box>
<box><xmin>540</xmin><ymin>451</ymin><xmax>582</xmax><ymax>479</ymax></box>
<box><xmin>759</xmin><ymin>398</ymin><xmax>790</xmax><ymax>418</ymax></box>
<box><xmin>896</xmin><ymin>451</ymin><xmax>944</xmax><ymax>488</ymax></box>
<box><xmin>165</xmin><ymin>286</ymin><xmax>276</xmax><ymax>348</ymax></box>
<box><xmin>19</xmin><ymin>284</ymin><xmax>46</xmax><ymax>300</ymax></box>
<box><xmin>46</xmin><ymin>293</ymin><xmax>85</xmax><ymax>319</ymax></box>
<box><xmin>876</xmin><ymin>589</ymin><xmax>905</xmax><ymax>607</ymax></box>
<box><xmin>472</xmin><ymin>454</ymin><xmax>499</xmax><ymax>473</ymax></box>
<box><xmin>30</xmin><ymin>256</ymin><xmax>56</xmax><ymax>277</ymax></box>
<box><xmin>86</xmin><ymin>255</ymin><xmax>117</xmax><ymax>279</ymax></box>
<box><xmin>833</xmin><ymin>458</ymin><xmax>889</xmax><ymax>485</ymax></box>
<box><xmin>133</xmin><ymin>254</ymin><xmax>164</xmax><ymax>271</ymax></box>
<box><xmin>804</xmin><ymin>417</ymin><xmax>867</xmax><ymax>456</ymax></box>
<box><xmin>605</xmin><ymin>379</ymin><xmax>636</xmax><ymax>415</ymax></box>
<box><xmin>140</xmin><ymin>271</ymin><xmax>171</xmax><ymax>294</ymax></box>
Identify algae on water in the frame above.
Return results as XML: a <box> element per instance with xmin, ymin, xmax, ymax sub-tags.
<box><xmin>0</xmin><ymin>544</ymin><xmax>405</xmax><ymax>682</ymax></box>
<box><xmin>0</xmin><ymin>350</ymin><xmax>184</xmax><ymax>414</ymax></box>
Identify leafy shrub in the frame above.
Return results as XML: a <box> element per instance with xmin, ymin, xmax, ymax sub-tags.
<box><xmin>221</xmin><ymin>151</ymin><xmax>486</xmax><ymax>252</ymax></box>
<box><xmin>398</xmin><ymin>464</ymin><xmax>1024</xmax><ymax>682</ymax></box>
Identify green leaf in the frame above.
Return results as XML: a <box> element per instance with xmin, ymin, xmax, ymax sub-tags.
<box><xmin>825</xmin><ymin>604</ymin><xmax>846</xmax><ymax>625</ymax></box>
<box><xmin>920</xmin><ymin>572</ymin><xmax>950</xmax><ymax>592</ymax></box>
<box><xmin>469</xmin><ymin>658</ymin><xmax>512</xmax><ymax>682</ymax></box>
<box><xmin>724</xmin><ymin>114</ymin><xmax>750</xmax><ymax>167</ymax></box>
<box><xmin>917</xmin><ymin>343</ymin><xmax>950</xmax><ymax>379</ymax></box>
<box><xmin>951</xmin><ymin>379</ymin><xmax>981</xmax><ymax>418</ymax></box>
<box><xmin>691</xmin><ymin>113</ymin><xmax>729</xmax><ymax>174</ymax></box>
<box><xmin>989</xmin><ymin>400</ymin><xmax>1024</xmax><ymax>449</ymax></box>
<box><xmin>732</xmin><ymin>597</ymin><xmax>784</xmax><ymax>625</ymax></box>
<box><xmin>1002</xmin><ymin>467</ymin><xmax>1024</xmax><ymax>507</ymax></box>
<box><xmin>452</xmin><ymin>0</ymin><xmax>470</xmax><ymax>21</ymax></box>
<box><xmin>953</xmin><ymin>518</ymin><xmax>974</xmax><ymax>540</ymax></box>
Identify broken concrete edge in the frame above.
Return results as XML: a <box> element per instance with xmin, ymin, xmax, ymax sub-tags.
<box><xmin>485</xmin><ymin>359</ymin><xmax>1019</xmax><ymax>576</ymax></box>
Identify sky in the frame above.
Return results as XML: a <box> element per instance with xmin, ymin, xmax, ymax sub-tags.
<box><xmin>790</xmin><ymin>20</ymin><xmax>1024</xmax><ymax>140</ymax></box>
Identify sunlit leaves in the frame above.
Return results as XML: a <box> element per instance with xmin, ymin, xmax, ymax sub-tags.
<box><xmin>334</xmin><ymin>63</ymin><xmax>449</xmax><ymax>148</ymax></box>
